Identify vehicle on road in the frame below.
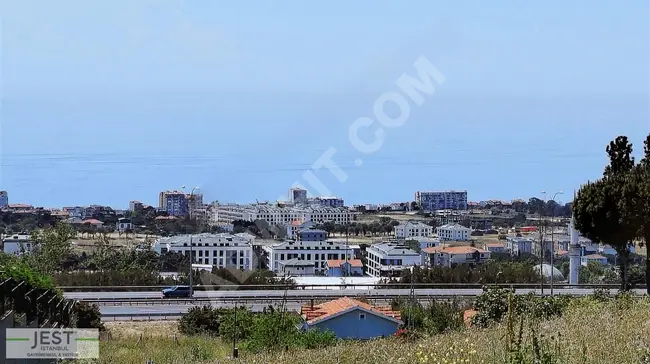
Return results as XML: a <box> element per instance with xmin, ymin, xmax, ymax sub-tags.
<box><xmin>162</xmin><ymin>285</ymin><xmax>192</xmax><ymax>298</ymax></box>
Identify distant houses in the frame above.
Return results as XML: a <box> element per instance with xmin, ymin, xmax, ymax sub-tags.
<box><xmin>300</xmin><ymin>297</ymin><xmax>403</xmax><ymax>340</ymax></box>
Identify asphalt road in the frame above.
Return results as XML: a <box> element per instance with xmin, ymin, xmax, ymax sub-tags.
<box><xmin>66</xmin><ymin>287</ymin><xmax>645</xmax><ymax>301</ymax></box>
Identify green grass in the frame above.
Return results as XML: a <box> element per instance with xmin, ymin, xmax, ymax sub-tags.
<box><xmin>84</xmin><ymin>297</ymin><xmax>650</xmax><ymax>364</ymax></box>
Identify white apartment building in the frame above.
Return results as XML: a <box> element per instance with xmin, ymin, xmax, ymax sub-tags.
<box><xmin>211</xmin><ymin>204</ymin><xmax>352</xmax><ymax>227</ymax></box>
<box><xmin>1</xmin><ymin>234</ymin><xmax>34</xmax><ymax>255</ymax></box>
<box><xmin>394</xmin><ymin>221</ymin><xmax>433</xmax><ymax>239</ymax></box>
<box><xmin>365</xmin><ymin>242</ymin><xmax>422</xmax><ymax>278</ymax></box>
<box><xmin>415</xmin><ymin>190</ymin><xmax>468</xmax><ymax>211</ymax></box>
<box><xmin>153</xmin><ymin>233</ymin><xmax>254</xmax><ymax>271</ymax></box>
<box><xmin>436</xmin><ymin>223</ymin><xmax>471</xmax><ymax>241</ymax></box>
<box><xmin>422</xmin><ymin>246</ymin><xmax>490</xmax><ymax>267</ymax></box>
<box><xmin>264</xmin><ymin>239</ymin><xmax>353</xmax><ymax>275</ymax></box>
<box><xmin>506</xmin><ymin>237</ymin><xmax>533</xmax><ymax>255</ymax></box>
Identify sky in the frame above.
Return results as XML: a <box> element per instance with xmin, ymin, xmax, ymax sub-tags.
<box><xmin>1</xmin><ymin>0</ymin><xmax>649</xmax><ymax>208</ymax></box>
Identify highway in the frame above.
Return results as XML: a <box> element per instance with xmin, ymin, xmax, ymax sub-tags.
<box><xmin>65</xmin><ymin>287</ymin><xmax>645</xmax><ymax>301</ymax></box>
<box><xmin>84</xmin><ymin>287</ymin><xmax>647</xmax><ymax>321</ymax></box>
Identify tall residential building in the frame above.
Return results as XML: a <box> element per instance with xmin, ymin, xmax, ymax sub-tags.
<box><xmin>0</xmin><ymin>191</ymin><xmax>8</xmax><ymax>209</ymax></box>
<box><xmin>159</xmin><ymin>191</ymin><xmax>189</xmax><ymax>217</ymax></box>
<box><xmin>289</xmin><ymin>187</ymin><xmax>308</xmax><ymax>205</ymax></box>
<box><xmin>415</xmin><ymin>190</ymin><xmax>468</xmax><ymax>211</ymax></box>
<box><xmin>129</xmin><ymin>200</ymin><xmax>144</xmax><ymax>212</ymax></box>
<box><xmin>187</xmin><ymin>193</ymin><xmax>204</xmax><ymax>217</ymax></box>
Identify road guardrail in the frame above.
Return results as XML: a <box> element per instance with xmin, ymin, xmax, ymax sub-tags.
<box><xmin>59</xmin><ymin>283</ymin><xmax>645</xmax><ymax>292</ymax></box>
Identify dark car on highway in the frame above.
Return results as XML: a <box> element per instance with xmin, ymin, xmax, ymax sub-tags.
<box><xmin>162</xmin><ymin>285</ymin><xmax>192</xmax><ymax>298</ymax></box>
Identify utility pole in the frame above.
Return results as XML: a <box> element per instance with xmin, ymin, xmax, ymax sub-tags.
<box><xmin>189</xmin><ymin>234</ymin><xmax>193</xmax><ymax>297</ymax></box>
<box><xmin>542</xmin><ymin>191</ymin><xmax>563</xmax><ymax>296</ymax></box>
<box><xmin>182</xmin><ymin>185</ymin><xmax>199</xmax><ymax>298</ymax></box>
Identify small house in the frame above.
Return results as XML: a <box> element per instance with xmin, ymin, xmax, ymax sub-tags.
<box><xmin>116</xmin><ymin>217</ymin><xmax>133</xmax><ymax>232</ymax></box>
<box><xmin>278</xmin><ymin>258</ymin><xmax>315</xmax><ymax>276</ymax></box>
<box><xmin>326</xmin><ymin>259</ymin><xmax>364</xmax><ymax>277</ymax></box>
<box><xmin>300</xmin><ymin>297</ymin><xmax>403</xmax><ymax>340</ymax></box>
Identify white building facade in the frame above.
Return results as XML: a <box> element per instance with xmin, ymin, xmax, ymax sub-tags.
<box><xmin>394</xmin><ymin>222</ymin><xmax>433</xmax><ymax>239</ymax></box>
<box><xmin>153</xmin><ymin>233</ymin><xmax>254</xmax><ymax>271</ymax></box>
<box><xmin>264</xmin><ymin>239</ymin><xmax>353</xmax><ymax>275</ymax></box>
<box><xmin>415</xmin><ymin>190</ymin><xmax>468</xmax><ymax>211</ymax></box>
<box><xmin>365</xmin><ymin>243</ymin><xmax>422</xmax><ymax>278</ymax></box>
<box><xmin>1</xmin><ymin>234</ymin><xmax>34</xmax><ymax>255</ymax></box>
<box><xmin>211</xmin><ymin>204</ymin><xmax>352</xmax><ymax>226</ymax></box>
<box><xmin>436</xmin><ymin>223</ymin><xmax>471</xmax><ymax>241</ymax></box>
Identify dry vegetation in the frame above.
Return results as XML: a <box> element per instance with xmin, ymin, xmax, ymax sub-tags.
<box><xmin>85</xmin><ymin>298</ymin><xmax>650</xmax><ymax>364</ymax></box>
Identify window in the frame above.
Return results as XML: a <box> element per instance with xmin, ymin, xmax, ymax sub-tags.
<box><xmin>359</xmin><ymin>314</ymin><xmax>366</xmax><ymax>320</ymax></box>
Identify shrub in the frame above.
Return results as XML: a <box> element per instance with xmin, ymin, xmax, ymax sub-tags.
<box><xmin>472</xmin><ymin>287</ymin><xmax>572</xmax><ymax>328</ymax></box>
<box><xmin>471</xmin><ymin>286</ymin><xmax>513</xmax><ymax>328</ymax></box>
<box><xmin>293</xmin><ymin>329</ymin><xmax>337</xmax><ymax>350</ymax></box>
<box><xmin>74</xmin><ymin>302</ymin><xmax>105</xmax><ymax>331</ymax></box>
<box><xmin>178</xmin><ymin>306</ymin><xmax>221</xmax><ymax>336</ymax></box>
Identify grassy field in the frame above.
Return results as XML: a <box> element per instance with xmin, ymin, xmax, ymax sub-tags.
<box><xmin>86</xmin><ymin>298</ymin><xmax>650</xmax><ymax>364</ymax></box>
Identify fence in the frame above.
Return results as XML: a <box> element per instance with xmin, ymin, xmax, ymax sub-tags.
<box><xmin>58</xmin><ymin>282</ymin><xmax>644</xmax><ymax>292</ymax></box>
<box><xmin>0</xmin><ymin>278</ymin><xmax>79</xmax><ymax>364</ymax></box>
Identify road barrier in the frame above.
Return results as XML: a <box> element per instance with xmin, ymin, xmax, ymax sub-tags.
<box><xmin>59</xmin><ymin>282</ymin><xmax>644</xmax><ymax>292</ymax></box>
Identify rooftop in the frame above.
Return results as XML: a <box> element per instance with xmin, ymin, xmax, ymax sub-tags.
<box><xmin>326</xmin><ymin>259</ymin><xmax>363</xmax><ymax>268</ymax></box>
<box><xmin>368</xmin><ymin>242</ymin><xmax>420</xmax><ymax>256</ymax></box>
<box><xmin>281</xmin><ymin>258</ymin><xmax>314</xmax><ymax>267</ymax></box>
<box><xmin>301</xmin><ymin>297</ymin><xmax>401</xmax><ymax>324</ymax></box>
<box><xmin>422</xmin><ymin>246</ymin><xmax>488</xmax><ymax>254</ymax></box>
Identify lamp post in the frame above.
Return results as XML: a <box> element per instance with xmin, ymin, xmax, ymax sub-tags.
<box><xmin>182</xmin><ymin>185</ymin><xmax>199</xmax><ymax>297</ymax></box>
<box><xmin>541</xmin><ymin>190</ymin><xmax>563</xmax><ymax>296</ymax></box>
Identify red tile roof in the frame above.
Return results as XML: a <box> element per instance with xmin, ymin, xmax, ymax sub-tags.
<box><xmin>422</xmin><ymin>246</ymin><xmax>488</xmax><ymax>254</ymax></box>
<box><xmin>301</xmin><ymin>297</ymin><xmax>401</xmax><ymax>324</ymax></box>
<box><xmin>82</xmin><ymin>219</ymin><xmax>104</xmax><ymax>224</ymax></box>
<box><xmin>326</xmin><ymin>259</ymin><xmax>363</xmax><ymax>268</ymax></box>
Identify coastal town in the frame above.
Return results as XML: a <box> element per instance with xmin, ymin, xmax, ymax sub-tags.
<box><xmin>0</xmin><ymin>187</ymin><xmax>639</xmax><ymax>286</ymax></box>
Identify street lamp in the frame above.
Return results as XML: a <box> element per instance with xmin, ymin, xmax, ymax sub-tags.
<box><xmin>541</xmin><ymin>190</ymin><xmax>563</xmax><ymax>296</ymax></box>
<box><xmin>182</xmin><ymin>185</ymin><xmax>200</xmax><ymax>297</ymax></box>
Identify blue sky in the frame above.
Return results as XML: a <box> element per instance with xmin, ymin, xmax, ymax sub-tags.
<box><xmin>1</xmin><ymin>0</ymin><xmax>648</xmax><ymax>208</ymax></box>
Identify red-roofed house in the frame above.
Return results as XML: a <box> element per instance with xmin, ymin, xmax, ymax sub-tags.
<box><xmin>300</xmin><ymin>297</ymin><xmax>403</xmax><ymax>339</ymax></box>
<box><xmin>325</xmin><ymin>259</ymin><xmax>364</xmax><ymax>277</ymax></box>
<box><xmin>81</xmin><ymin>219</ymin><xmax>104</xmax><ymax>229</ymax></box>
<box><xmin>422</xmin><ymin>246</ymin><xmax>490</xmax><ymax>267</ymax></box>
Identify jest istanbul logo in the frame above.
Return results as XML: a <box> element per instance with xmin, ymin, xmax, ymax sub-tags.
<box><xmin>5</xmin><ymin>328</ymin><xmax>99</xmax><ymax>359</ymax></box>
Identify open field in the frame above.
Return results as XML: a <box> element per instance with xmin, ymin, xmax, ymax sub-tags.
<box><xmin>87</xmin><ymin>298</ymin><xmax>650</xmax><ymax>364</ymax></box>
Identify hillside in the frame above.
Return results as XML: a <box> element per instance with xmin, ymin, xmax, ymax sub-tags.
<box><xmin>93</xmin><ymin>297</ymin><xmax>650</xmax><ymax>364</ymax></box>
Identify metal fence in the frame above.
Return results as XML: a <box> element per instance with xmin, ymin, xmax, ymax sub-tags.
<box><xmin>1</xmin><ymin>278</ymin><xmax>78</xmax><ymax>364</ymax></box>
<box><xmin>57</xmin><ymin>282</ymin><xmax>644</xmax><ymax>291</ymax></box>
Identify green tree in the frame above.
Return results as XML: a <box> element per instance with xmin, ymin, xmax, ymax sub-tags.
<box><xmin>624</xmin><ymin>133</ymin><xmax>650</xmax><ymax>293</ymax></box>
<box><xmin>26</xmin><ymin>223</ymin><xmax>76</xmax><ymax>275</ymax></box>
<box><xmin>573</xmin><ymin>136</ymin><xmax>637</xmax><ymax>290</ymax></box>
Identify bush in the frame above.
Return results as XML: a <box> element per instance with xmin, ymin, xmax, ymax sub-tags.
<box><xmin>472</xmin><ymin>287</ymin><xmax>572</xmax><ymax>328</ymax></box>
<box><xmin>74</xmin><ymin>302</ymin><xmax>105</xmax><ymax>331</ymax></box>
<box><xmin>178</xmin><ymin>306</ymin><xmax>221</xmax><ymax>336</ymax></box>
<box><xmin>293</xmin><ymin>329</ymin><xmax>337</xmax><ymax>350</ymax></box>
